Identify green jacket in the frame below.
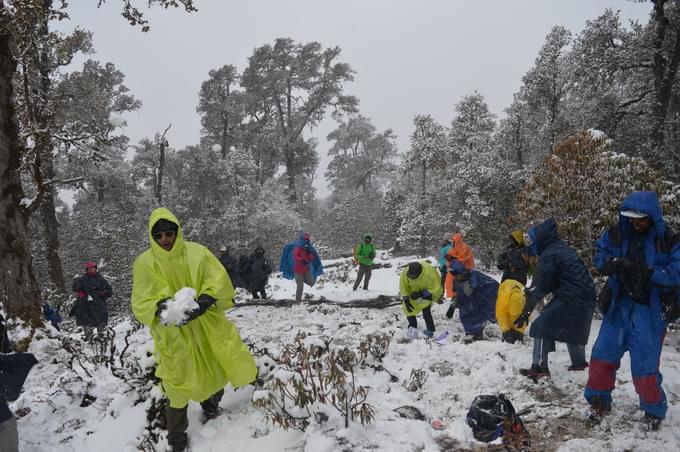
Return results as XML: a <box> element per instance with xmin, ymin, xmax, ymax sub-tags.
<box><xmin>399</xmin><ymin>261</ymin><xmax>443</xmax><ymax>317</ymax></box>
<box><xmin>132</xmin><ymin>208</ymin><xmax>257</xmax><ymax>408</ymax></box>
<box><xmin>355</xmin><ymin>236</ymin><xmax>376</xmax><ymax>266</ymax></box>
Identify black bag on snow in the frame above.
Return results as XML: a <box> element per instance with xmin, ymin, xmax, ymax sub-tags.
<box><xmin>466</xmin><ymin>393</ymin><xmax>530</xmax><ymax>449</ymax></box>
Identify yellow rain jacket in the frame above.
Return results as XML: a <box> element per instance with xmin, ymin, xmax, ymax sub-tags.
<box><xmin>495</xmin><ymin>278</ymin><xmax>527</xmax><ymax>334</ymax></box>
<box><xmin>399</xmin><ymin>261</ymin><xmax>443</xmax><ymax>317</ymax></box>
<box><xmin>132</xmin><ymin>208</ymin><xmax>257</xmax><ymax>408</ymax></box>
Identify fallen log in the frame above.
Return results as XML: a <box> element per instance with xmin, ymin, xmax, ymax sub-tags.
<box><xmin>232</xmin><ymin>294</ymin><xmax>401</xmax><ymax>310</ymax></box>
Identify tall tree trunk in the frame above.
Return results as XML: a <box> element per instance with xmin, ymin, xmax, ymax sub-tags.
<box><xmin>0</xmin><ymin>15</ymin><xmax>42</xmax><ymax>325</ymax></box>
<box><xmin>38</xmin><ymin>151</ymin><xmax>66</xmax><ymax>292</ymax></box>
<box><xmin>286</xmin><ymin>152</ymin><xmax>297</xmax><ymax>204</ymax></box>
<box><xmin>650</xmin><ymin>0</ymin><xmax>680</xmax><ymax>166</ymax></box>
<box><xmin>34</xmin><ymin>0</ymin><xmax>65</xmax><ymax>292</ymax></box>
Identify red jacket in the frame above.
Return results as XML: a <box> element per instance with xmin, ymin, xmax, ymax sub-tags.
<box><xmin>293</xmin><ymin>245</ymin><xmax>313</xmax><ymax>274</ymax></box>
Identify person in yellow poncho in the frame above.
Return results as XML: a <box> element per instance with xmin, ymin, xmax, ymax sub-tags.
<box><xmin>399</xmin><ymin>261</ymin><xmax>443</xmax><ymax>339</ymax></box>
<box><xmin>496</xmin><ymin>278</ymin><xmax>527</xmax><ymax>344</ymax></box>
<box><xmin>132</xmin><ymin>208</ymin><xmax>257</xmax><ymax>452</ymax></box>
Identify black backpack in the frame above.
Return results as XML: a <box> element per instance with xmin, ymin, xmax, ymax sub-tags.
<box><xmin>466</xmin><ymin>394</ymin><xmax>530</xmax><ymax>449</ymax></box>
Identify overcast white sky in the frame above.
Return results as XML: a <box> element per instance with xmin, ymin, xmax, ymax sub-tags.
<box><xmin>61</xmin><ymin>1</ymin><xmax>651</xmax><ymax>197</ymax></box>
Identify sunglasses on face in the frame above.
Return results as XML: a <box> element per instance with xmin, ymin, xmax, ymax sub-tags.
<box><xmin>153</xmin><ymin>230</ymin><xmax>176</xmax><ymax>241</ymax></box>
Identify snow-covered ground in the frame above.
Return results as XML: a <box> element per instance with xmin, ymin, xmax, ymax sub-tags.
<box><xmin>11</xmin><ymin>254</ymin><xmax>680</xmax><ymax>451</ymax></box>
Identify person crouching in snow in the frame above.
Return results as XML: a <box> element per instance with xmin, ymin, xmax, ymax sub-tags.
<box><xmin>132</xmin><ymin>208</ymin><xmax>257</xmax><ymax>452</ymax></box>
<box><xmin>449</xmin><ymin>260</ymin><xmax>499</xmax><ymax>343</ymax></box>
<box><xmin>444</xmin><ymin>231</ymin><xmax>475</xmax><ymax>318</ymax></box>
<box><xmin>399</xmin><ymin>261</ymin><xmax>443</xmax><ymax>338</ymax></box>
<box><xmin>496</xmin><ymin>272</ymin><xmax>527</xmax><ymax>344</ymax></box>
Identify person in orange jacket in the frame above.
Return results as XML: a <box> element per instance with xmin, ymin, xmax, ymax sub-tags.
<box><xmin>444</xmin><ymin>232</ymin><xmax>475</xmax><ymax>318</ymax></box>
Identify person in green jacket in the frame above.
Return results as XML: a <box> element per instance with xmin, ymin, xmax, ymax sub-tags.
<box><xmin>132</xmin><ymin>208</ymin><xmax>257</xmax><ymax>452</ymax></box>
<box><xmin>353</xmin><ymin>234</ymin><xmax>376</xmax><ymax>291</ymax></box>
<box><xmin>399</xmin><ymin>261</ymin><xmax>444</xmax><ymax>338</ymax></box>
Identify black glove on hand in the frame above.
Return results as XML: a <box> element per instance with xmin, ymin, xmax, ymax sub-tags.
<box><xmin>514</xmin><ymin>308</ymin><xmax>532</xmax><ymax>329</ymax></box>
<box><xmin>402</xmin><ymin>296</ymin><xmax>414</xmax><ymax>313</ymax></box>
<box><xmin>502</xmin><ymin>330</ymin><xmax>521</xmax><ymax>344</ymax></box>
<box><xmin>368</xmin><ymin>251</ymin><xmax>376</xmax><ymax>259</ymax></box>
<box><xmin>421</xmin><ymin>289</ymin><xmax>432</xmax><ymax>300</ymax></box>
<box><xmin>661</xmin><ymin>293</ymin><xmax>680</xmax><ymax>323</ymax></box>
<box><xmin>445</xmin><ymin>297</ymin><xmax>458</xmax><ymax>319</ymax></box>
<box><xmin>301</xmin><ymin>259</ymin><xmax>309</xmax><ymax>266</ymax></box>
<box><xmin>182</xmin><ymin>294</ymin><xmax>217</xmax><ymax>325</ymax></box>
<box><xmin>155</xmin><ymin>298</ymin><xmax>170</xmax><ymax>318</ymax></box>
<box><xmin>410</xmin><ymin>291</ymin><xmax>423</xmax><ymax>300</ymax></box>
<box><xmin>598</xmin><ymin>283</ymin><xmax>612</xmax><ymax>316</ymax></box>
<box><xmin>602</xmin><ymin>257</ymin><xmax>635</xmax><ymax>277</ymax></box>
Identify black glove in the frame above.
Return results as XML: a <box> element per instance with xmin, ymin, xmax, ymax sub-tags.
<box><xmin>421</xmin><ymin>289</ymin><xmax>432</xmax><ymax>300</ymax></box>
<box><xmin>502</xmin><ymin>330</ymin><xmax>522</xmax><ymax>344</ymax></box>
<box><xmin>155</xmin><ymin>298</ymin><xmax>170</xmax><ymax>317</ymax></box>
<box><xmin>182</xmin><ymin>294</ymin><xmax>217</xmax><ymax>325</ymax></box>
<box><xmin>368</xmin><ymin>251</ymin><xmax>376</xmax><ymax>259</ymax></box>
<box><xmin>410</xmin><ymin>291</ymin><xmax>423</xmax><ymax>300</ymax></box>
<box><xmin>301</xmin><ymin>259</ymin><xmax>309</xmax><ymax>266</ymax></box>
<box><xmin>514</xmin><ymin>311</ymin><xmax>530</xmax><ymax>329</ymax></box>
<box><xmin>402</xmin><ymin>296</ymin><xmax>414</xmax><ymax>313</ymax></box>
<box><xmin>661</xmin><ymin>292</ymin><xmax>680</xmax><ymax>323</ymax></box>
<box><xmin>597</xmin><ymin>283</ymin><xmax>612</xmax><ymax>316</ymax></box>
<box><xmin>602</xmin><ymin>257</ymin><xmax>635</xmax><ymax>277</ymax></box>
<box><xmin>445</xmin><ymin>297</ymin><xmax>458</xmax><ymax>319</ymax></box>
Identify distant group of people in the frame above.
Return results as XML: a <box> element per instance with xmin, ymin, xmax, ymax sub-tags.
<box><xmin>398</xmin><ymin>191</ymin><xmax>679</xmax><ymax>432</ymax></box>
<box><xmin>218</xmin><ymin>245</ymin><xmax>273</xmax><ymax>300</ymax></box>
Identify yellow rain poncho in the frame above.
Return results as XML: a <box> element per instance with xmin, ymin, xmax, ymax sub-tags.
<box><xmin>399</xmin><ymin>261</ymin><xmax>443</xmax><ymax>317</ymax></box>
<box><xmin>132</xmin><ymin>208</ymin><xmax>257</xmax><ymax>408</ymax></box>
<box><xmin>495</xmin><ymin>278</ymin><xmax>527</xmax><ymax>334</ymax></box>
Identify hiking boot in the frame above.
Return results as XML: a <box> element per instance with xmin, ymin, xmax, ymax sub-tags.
<box><xmin>568</xmin><ymin>362</ymin><xmax>589</xmax><ymax>371</ymax></box>
<box><xmin>201</xmin><ymin>407</ymin><xmax>222</xmax><ymax>424</ymax></box>
<box><xmin>519</xmin><ymin>365</ymin><xmax>551</xmax><ymax>379</ymax></box>
<box><xmin>586</xmin><ymin>397</ymin><xmax>611</xmax><ymax>425</ymax></box>
<box><xmin>422</xmin><ymin>329</ymin><xmax>434</xmax><ymax>338</ymax></box>
<box><xmin>642</xmin><ymin>412</ymin><xmax>662</xmax><ymax>431</ymax></box>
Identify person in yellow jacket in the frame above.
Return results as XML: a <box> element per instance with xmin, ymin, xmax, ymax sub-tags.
<box><xmin>132</xmin><ymin>208</ymin><xmax>257</xmax><ymax>452</ymax></box>
<box><xmin>399</xmin><ymin>261</ymin><xmax>443</xmax><ymax>338</ymax></box>
<box><xmin>496</xmin><ymin>277</ymin><xmax>527</xmax><ymax>344</ymax></box>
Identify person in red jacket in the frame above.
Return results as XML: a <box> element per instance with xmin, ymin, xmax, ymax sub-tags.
<box><xmin>293</xmin><ymin>233</ymin><xmax>320</xmax><ymax>303</ymax></box>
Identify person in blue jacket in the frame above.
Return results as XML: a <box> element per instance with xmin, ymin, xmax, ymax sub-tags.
<box><xmin>584</xmin><ymin>192</ymin><xmax>680</xmax><ymax>431</ymax></box>
<box><xmin>280</xmin><ymin>232</ymin><xmax>323</xmax><ymax>303</ymax></box>
<box><xmin>449</xmin><ymin>260</ymin><xmax>498</xmax><ymax>342</ymax></box>
<box><xmin>516</xmin><ymin>217</ymin><xmax>596</xmax><ymax>379</ymax></box>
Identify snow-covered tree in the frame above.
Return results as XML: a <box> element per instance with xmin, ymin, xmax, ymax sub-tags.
<box><xmin>516</xmin><ymin>129</ymin><xmax>680</xmax><ymax>268</ymax></box>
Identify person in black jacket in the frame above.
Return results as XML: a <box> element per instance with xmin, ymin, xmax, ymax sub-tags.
<box><xmin>70</xmin><ymin>261</ymin><xmax>113</xmax><ymax>340</ymax></box>
<box><xmin>0</xmin><ymin>314</ymin><xmax>37</xmax><ymax>452</ymax></box>
<box><xmin>516</xmin><ymin>218</ymin><xmax>596</xmax><ymax>379</ymax></box>
<box><xmin>218</xmin><ymin>245</ymin><xmax>241</xmax><ymax>288</ymax></box>
<box><xmin>249</xmin><ymin>247</ymin><xmax>272</xmax><ymax>299</ymax></box>
<box><xmin>496</xmin><ymin>229</ymin><xmax>530</xmax><ymax>285</ymax></box>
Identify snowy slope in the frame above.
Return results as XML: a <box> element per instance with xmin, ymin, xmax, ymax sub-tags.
<box><xmin>11</xmin><ymin>254</ymin><xmax>680</xmax><ymax>451</ymax></box>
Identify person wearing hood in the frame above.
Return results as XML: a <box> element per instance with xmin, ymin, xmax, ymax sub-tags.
<box><xmin>444</xmin><ymin>232</ymin><xmax>475</xmax><ymax>318</ymax></box>
<box><xmin>399</xmin><ymin>261</ymin><xmax>443</xmax><ymax>339</ymax></box>
<box><xmin>516</xmin><ymin>217</ymin><xmax>596</xmax><ymax>380</ymax></box>
<box><xmin>249</xmin><ymin>246</ymin><xmax>272</xmax><ymax>299</ymax></box>
<box><xmin>131</xmin><ymin>208</ymin><xmax>257</xmax><ymax>452</ymax></box>
<box><xmin>496</xmin><ymin>230</ymin><xmax>530</xmax><ymax>285</ymax></box>
<box><xmin>70</xmin><ymin>260</ymin><xmax>112</xmax><ymax>340</ymax></box>
<box><xmin>279</xmin><ymin>232</ymin><xmax>324</xmax><ymax>303</ymax></box>
<box><xmin>353</xmin><ymin>234</ymin><xmax>376</xmax><ymax>291</ymax></box>
<box><xmin>218</xmin><ymin>245</ymin><xmax>241</xmax><ymax>288</ymax></box>
<box><xmin>438</xmin><ymin>234</ymin><xmax>453</xmax><ymax>289</ymax></box>
<box><xmin>584</xmin><ymin>192</ymin><xmax>680</xmax><ymax>431</ymax></box>
<box><xmin>449</xmin><ymin>260</ymin><xmax>499</xmax><ymax>342</ymax></box>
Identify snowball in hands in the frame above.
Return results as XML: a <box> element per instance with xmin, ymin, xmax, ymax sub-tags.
<box><xmin>160</xmin><ymin>287</ymin><xmax>199</xmax><ymax>326</ymax></box>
